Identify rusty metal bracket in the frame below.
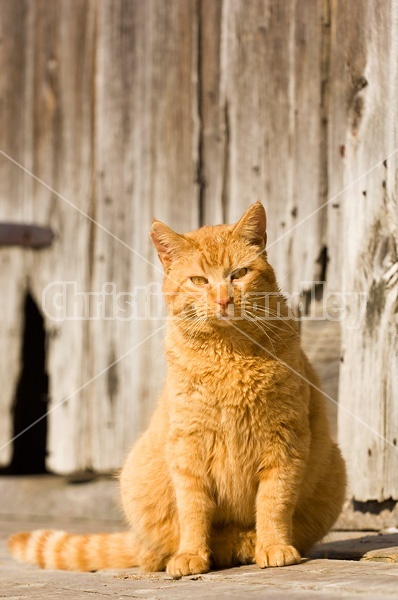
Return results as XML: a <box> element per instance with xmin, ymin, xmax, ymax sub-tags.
<box><xmin>0</xmin><ymin>223</ymin><xmax>54</xmax><ymax>249</ymax></box>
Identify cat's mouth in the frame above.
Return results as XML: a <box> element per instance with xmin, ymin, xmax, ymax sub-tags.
<box><xmin>213</xmin><ymin>303</ymin><xmax>236</xmax><ymax>324</ymax></box>
<box><xmin>179</xmin><ymin>303</ymin><xmax>239</xmax><ymax>327</ymax></box>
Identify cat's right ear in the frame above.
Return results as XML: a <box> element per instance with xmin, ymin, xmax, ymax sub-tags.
<box><xmin>149</xmin><ymin>220</ymin><xmax>190</xmax><ymax>268</ymax></box>
<box><xmin>233</xmin><ymin>201</ymin><xmax>267</xmax><ymax>248</ymax></box>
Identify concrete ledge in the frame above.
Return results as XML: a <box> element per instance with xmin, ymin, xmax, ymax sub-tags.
<box><xmin>0</xmin><ymin>475</ymin><xmax>123</xmax><ymax>523</ymax></box>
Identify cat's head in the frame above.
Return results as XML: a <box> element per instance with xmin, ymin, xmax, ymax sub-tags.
<box><xmin>149</xmin><ymin>202</ymin><xmax>278</xmax><ymax>332</ymax></box>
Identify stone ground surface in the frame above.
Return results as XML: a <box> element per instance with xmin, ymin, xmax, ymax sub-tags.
<box><xmin>2</xmin><ymin>516</ymin><xmax>398</xmax><ymax>600</ymax></box>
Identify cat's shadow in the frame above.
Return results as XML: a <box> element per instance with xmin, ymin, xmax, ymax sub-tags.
<box><xmin>309</xmin><ymin>532</ymin><xmax>398</xmax><ymax>561</ymax></box>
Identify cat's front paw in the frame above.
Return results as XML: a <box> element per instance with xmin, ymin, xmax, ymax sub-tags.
<box><xmin>255</xmin><ymin>544</ymin><xmax>301</xmax><ymax>568</ymax></box>
<box><xmin>166</xmin><ymin>552</ymin><xmax>210</xmax><ymax>579</ymax></box>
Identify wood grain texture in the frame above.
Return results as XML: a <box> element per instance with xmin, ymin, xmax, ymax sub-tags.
<box><xmin>201</xmin><ymin>0</ymin><xmax>329</xmax><ymax>295</ymax></box>
<box><xmin>332</xmin><ymin>0</ymin><xmax>398</xmax><ymax>501</ymax></box>
<box><xmin>0</xmin><ymin>0</ymin><xmax>199</xmax><ymax>473</ymax></box>
<box><xmin>88</xmin><ymin>0</ymin><xmax>199</xmax><ymax>471</ymax></box>
<box><xmin>27</xmin><ymin>0</ymin><xmax>97</xmax><ymax>474</ymax></box>
<box><xmin>0</xmin><ymin>0</ymin><xmax>30</xmax><ymax>465</ymax></box>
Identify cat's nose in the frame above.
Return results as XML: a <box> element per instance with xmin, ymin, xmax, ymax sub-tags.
<box><xmin>216</xmin><ymin>293</ymin><xmax>232</xmax><ymax>307</ymax></box>
<box><xmin>216</xmin><ymin>289</ymin><xmax>234</xmax><ymax>308</ymax></box>
<box><xmin>213</xmin><ymin>284</ymin><xmax>233</xmax><ymax>308</ymax></box>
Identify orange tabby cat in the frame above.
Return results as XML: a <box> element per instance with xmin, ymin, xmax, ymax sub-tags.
<box><xmin>8</xmin><ymin>202</ymin><xmax>346</xmax><ymax>578</ymax></box>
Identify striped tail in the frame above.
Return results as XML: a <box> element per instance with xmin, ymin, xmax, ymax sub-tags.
<box><xmin>8</xmin><ymin>529</ymin><xmax>140</xmax><ymax>571</ymax></box>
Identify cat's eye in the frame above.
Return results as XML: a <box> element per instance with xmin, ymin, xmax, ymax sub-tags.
<box><xmin>231</xmin><ymin>267</ymin><xmax>248</xmax><ymax>280</ymax></box>
<box><xmin>190</xmin><ymin>276</ymin><xmax>208</xmax><ymax>286</ymax></box>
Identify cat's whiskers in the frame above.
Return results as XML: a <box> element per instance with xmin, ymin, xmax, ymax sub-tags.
<box><xmin>244</xmin><ymin>308</ymin><xmax>297</xmax><ymax>337</ymax></box>
<box><xmin>162</xmin><ymin>309</ymin><xmax>199</xmax><ymax>346</ymax></box>
<box><xmin>152</xmin><ymin>317</ymin><xmax>185</xmax><ymax>358</ymax></box>
<box><xmin>238</xmin><ymin>312</ymin><xmax>277</xmax><ymax>355</ymax></box>
<box><xmin>244</xmin><ymin>301</ymin><xmax>298</xmax><ymax>336</ymax></box>
<box><xmin>242</xmin><ymin>308</ymin><xmax>284</xmax><ymax>347</ymax></box>
<box><xmin>186</xmin><ymin>316</ymin><xmax>209</xmax><ymax>345</ymax></box>
<box><xmin>177</xmin><ymin>309</ymin><xmax>210</xmax><ymax>345</ymax></box>
<box><xmin>243</xmin><ymin>309</ymin><xmax>289</xmax><ymax>350</ymax></box>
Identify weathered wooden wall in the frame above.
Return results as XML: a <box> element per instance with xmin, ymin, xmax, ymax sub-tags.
<box><xmin>0</xmin><ymin>0</ymin><xmax>397</xmax><ymax>514</ymax></box>
<box><xmin>330</xmin><ymin>0</ymin><xmax>398</xmax><ymax>503</ymax></box>
<box><xmin>0</xmin><ymin>0</ymin><xmax>199</xmax><ymax>473</ymax></box>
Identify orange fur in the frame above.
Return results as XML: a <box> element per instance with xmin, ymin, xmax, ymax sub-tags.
<box><xmin>8</xmin><ymin>203</ymin><xmax>346</xmax><ymax>577</ymax></box>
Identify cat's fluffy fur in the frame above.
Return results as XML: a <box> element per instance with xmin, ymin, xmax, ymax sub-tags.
<box><xmin>9</xmin><ymin>203</ymin><xmax>346</xmax><ymax>578</ymax></box>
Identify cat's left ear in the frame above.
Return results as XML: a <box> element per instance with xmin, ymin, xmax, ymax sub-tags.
<box><xmin>149</xmin><ymin>220</ymin><xmax>190</xmax><ymax>268</ymax></box>
<box><xmin>233</xmin><ymin>201</ymin><xmax>267</xmax><ymax>248</ymax></box>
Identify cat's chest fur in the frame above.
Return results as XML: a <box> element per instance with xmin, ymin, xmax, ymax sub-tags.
<box><xmin>168</xmin><ymin>346</ymin><xmax>283</xmax><ymax>527</ymax></box>
<box><xmin>208</xmin><ymin>401</ymin><xmax>264</xmax><ymax>526</ymax></box>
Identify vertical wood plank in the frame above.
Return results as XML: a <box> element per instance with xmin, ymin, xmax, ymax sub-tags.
<box><xmin>89</xmin><ymin>0</ymin><xmax>200</xmax><ymax>471</ymax></box>
<box><xmin>0</xmin><ymin>0</ymin><xmax>97</xmax><ymax>472</ymax></box>
<box><xmin>199</xmin><ymin>0</ymin><xmax>223</xmax><ymax>225</ymax></box>
<box><xmin>333</xmin><ymin>0</ymin><xmax>398</xmax><ymax>501</ymax></box>
<box><xmin>29</xmin><ymin>0</ymin><xmax>97</xmax><ymax>473</ymax></box>
<box><xmin>0</xmin><ymin>1</ymin><xmax>29</xmax><ymax>464</ymax></box>
<box><xmin>202</xmin><ymin>0</ymin><xmax>328</xmax><ymax>295</ymax></box>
